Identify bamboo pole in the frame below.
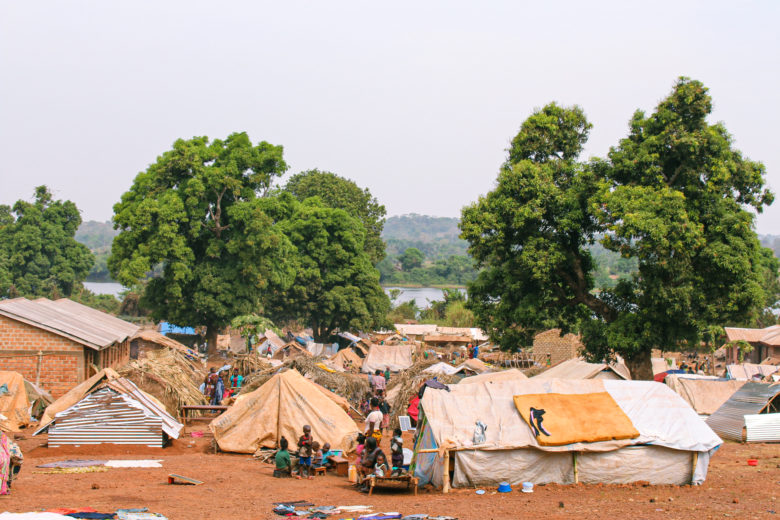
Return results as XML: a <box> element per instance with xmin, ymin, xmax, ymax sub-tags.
<box><xmin>691</xmin><ymin>452</ymin><xmax>698</xmax><ymax>484</ymax></box>
<box><xmin>442</xmin><ymin>449</ymin><xmax>450</xmax><ymax>494</ymax></box>
<box><xmin>572</xmin><ymin>452</ymin><xmax>579</xmax><ymax>484</ymax></box>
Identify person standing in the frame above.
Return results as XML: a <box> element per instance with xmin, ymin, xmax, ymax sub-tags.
<box><xmin>373</xmin><ymin>370</ymin><xmax>386</xmax><ymax>395</ymax></box>
<box><xmin>212</xmin><ymin>371</ymin><xmax>225</xmax><ymax>406</ymax></box>
<box><xmin>365</xmin><ymin>397</ymin><xmax>384</xmax><ymax>443</ymax></box>
<box><xmin>228</xmin><ymin>368</ymin><xmax>243</xmax><ymax>396</ymax></box>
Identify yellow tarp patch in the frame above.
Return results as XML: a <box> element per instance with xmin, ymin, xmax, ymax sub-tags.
<box><xmin>513</xmin><ymin>392</ymin><xmax>639</xmax><ymax>446</ymax></box>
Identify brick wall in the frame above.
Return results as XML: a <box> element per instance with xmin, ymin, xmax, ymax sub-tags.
<box><xmin>533</xmin><ymin>329</ymin><xmax>583</xmax><ymax>366</ymax></box>
<box><xmin>0</xmin><ymin>314</ymin><xmax>85</xmax><ymax>398</ymax></box>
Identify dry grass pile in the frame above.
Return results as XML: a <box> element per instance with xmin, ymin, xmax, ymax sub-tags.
<box><xmin>240</xmin><ymin>355</ymin><xmax>370</xmax><ymax>407</ymax></box>
<box><xmin>232</xmin><ymin>352</ymin><xmax>272</xmax><ymax>375</ymax></box>
<box><xmin>385</xmin><ymin>359</ymin><xmax>461</xmax><ymax>428</ymax></box>
<box><xmin>119</xmin><ymin>348</ymin><xmax>207</xmax><ymax>416</ymax></box>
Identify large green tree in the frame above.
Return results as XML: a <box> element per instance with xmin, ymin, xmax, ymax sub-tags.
<box><xmin>109</xmin><ymin>133</ymin><xmax>297</xmax><ymax>354</ymax></box>
<box><xmin>284</xmin><ymin>169</ymin><xmax>387</xmax><ymax>263</ymax></box>
<box><xmin>263</xmin><ymin>193</ymin><xmax>390</xmax><ymax>341</ymax></box>
<box><xmin>461</xmin><ymin>78</ymin><xmax>776</xmax><ymax>379</ymax></box>
<box><xmin>0</xmin><ymin>186</ymin><xmax>93</xmax><ymax>298</ymax></box>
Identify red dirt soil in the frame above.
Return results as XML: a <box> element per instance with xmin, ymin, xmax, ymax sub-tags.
<box><xmin>3</xmin><ymin>431</ymin><xmax>779</xmax><ymax>520</ymax></box>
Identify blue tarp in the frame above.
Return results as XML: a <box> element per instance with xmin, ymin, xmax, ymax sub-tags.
<box><xmin>159</xmin><ymin>322</ymin><xmax>196</xmax><ymax>336</ymax></box>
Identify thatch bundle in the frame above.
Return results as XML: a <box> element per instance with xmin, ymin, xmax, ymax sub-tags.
<box><xmin>385</xmin><ymin>359</ymin><xmax>461</xmax><ymax>428</ymax></box>
<box><xmin>240</xmin><ymin>355</ymin><xmax>370</xmax><ymax>407</ymax></box>
<box><xmin>232</xmin><ymin>352</ymin><xmax>273</xmax><ymax>375</ymax></box>
<box><xmin>119</xmin><ymin>348</ymin><xmax>207</xmax><ymax>416</ymax></box>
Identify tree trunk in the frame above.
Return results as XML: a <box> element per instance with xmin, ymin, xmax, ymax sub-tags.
<box><xmin>205</xmin><ymin>325</ymin><xmax>219</xmax><ymax>357</ymax></box>
<box><xmin>623</xmin><ymin>348</ymin><xmax>654</xmax><ymax>381</ymax></box>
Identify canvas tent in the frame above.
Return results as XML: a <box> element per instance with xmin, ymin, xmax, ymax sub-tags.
<box><xmin>664</xmin><ymin>375</ymin><xmax>745</xmax><ymax>416</ymax></box>
<box><xmin>326</xmin><ymin>347</ymin><xmax>364</xmax><ymax>372</ymax></box>
<box><xmin>362</xmin><ymin>344</ymin><xmax>414</xmax><ymax>373</ymax></box>
<box><xmin>44</xmin><ymin>377</ymin><xmax>182</xmax><ymax>447</ymax></box>
<box><xmin>210</xmin><ymin>369</ymin><xmax>359</xmax><ymax>453</ymax></box>
<box><xmin>706</xmin><ymin>382</ymin><xmax>780</xmax><ymax>441</ymax></box>
<box><xmin>458</xmin><ymin>368</ymin><xmax>528</xmax><ymax>385</ymax></box>
<box><xmin>0</xmin><ymin>371</ymin><xmax>31</xmax><ymax>431</ymax></box>
<box><xmin>533</xmin><ymin>358</ymin><xmax>630</xmax><ymax>380</ymax></box>
<box><xmin>413</xmin><ymin>379</ymin><xmax>720</xmax><ymax>490</ymax></box>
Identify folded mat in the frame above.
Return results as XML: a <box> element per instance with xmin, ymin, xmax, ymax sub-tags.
<box><xmin>513</xmin><ymin>392</ymin><xmax>639</xmax><ymax>446</ymax></box>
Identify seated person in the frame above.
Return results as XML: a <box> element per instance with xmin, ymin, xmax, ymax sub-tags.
<box><xmin>311</xmin><ymin>441</ymin><xmax>323</xmax><ymax>469</ymax></box>
<box><xmin>357</xmin><ymin>436</ymin><xmax>384</xmax><ymax>484</ymax></box>
<box><xmin>319</xmin><ymin>442</ymin><xmax>338</xmax><ymax>470</ymax></box>
<box><xmin>273</xmin><ymin>437</ymin><xmax>292</xmax><ymax>478</ymax></box>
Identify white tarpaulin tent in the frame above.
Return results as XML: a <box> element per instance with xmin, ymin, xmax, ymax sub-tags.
<box><xmin>664</xmin><ymin>375</ymin><xmax>745</xmax><ymax>416</ymax></box>
<box><xmin>362</xmin><ymin>344</ymin><xmax>413</xmax><ymax>373</ymax></box>
<box><xmin>413</xmin><ymin>379</ymin><xmax>721</xmax><ymax>490</ymax></box>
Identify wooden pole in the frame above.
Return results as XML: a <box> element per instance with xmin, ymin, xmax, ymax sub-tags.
<box><xmin>691</xmin><ymin>452</ymin><xmax>698</xmax><ymax>484</ymax></box>
<box><xmin>572</xmin><ymin>452</ymin><xmax>579</xmax><ymax>484</ymax></box>
<box><xmin>442</xmin><ymin>449</ymin><xmax>450</xmax><ymax>494</ymax></box>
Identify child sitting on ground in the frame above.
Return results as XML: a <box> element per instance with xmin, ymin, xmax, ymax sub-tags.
<box><xmin>320</xmin><ymin>442</ymin><xmax>337</xmax><ymax>470</ymax></box>
<box><xmin>273</xmin><ymin>437</ymin><xmax>292</xmax><ymax>478</ymax></box>
<box><xmin>390</xmin><ymin>428</ymin><xmax>404</xmax><ymax>475</ymax></box>
<box><xmin>311</xmin><ymin>441</ymin><xmax>323</xmax><ymax>470</ymax></box>
<box><xmin>296</xmin><ymin>425</ymin><xmax>314</xmax><ymax>479</ymax></box>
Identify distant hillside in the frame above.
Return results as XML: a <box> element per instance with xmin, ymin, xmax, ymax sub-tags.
<box><xmin>760</xmin><ymin>235</ymin><xmax>780</xmax><ymax>259</ymax></box>
<box><xmin>382</xmin><ymin>214</ymin><xmax>468</xmax><ymax>259</ymax></box>
<box><xmin>75</xmin><ymin>220</ymin><xmax>117</xmax><ymax>282</ymax></box>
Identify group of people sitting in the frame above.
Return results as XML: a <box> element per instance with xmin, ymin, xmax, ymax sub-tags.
<box><xmin>354</xmin><ymin>427</ymin><xmax>405</xmax><ymax>492</ymax></box>
<box><xmin>274</xmin><ymin>425</ymin><xmax>339</xmax><ymax>479</ymax></box>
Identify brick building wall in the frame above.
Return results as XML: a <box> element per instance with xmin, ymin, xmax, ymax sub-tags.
<box><xmin>533</xmin><ymin>329</ymin><xmax>583</xmax><ymax>366</ymax></box>
<box><xmin>0</xmin><ymin>314</ymin><xmax>85</xmax><ymax>398</ymax></box>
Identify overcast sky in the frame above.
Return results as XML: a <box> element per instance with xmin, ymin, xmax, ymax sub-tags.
<box><xmin>1</xmin><ymin>1</ymin><xmax>778</xmax><ymax>234</ymax></box>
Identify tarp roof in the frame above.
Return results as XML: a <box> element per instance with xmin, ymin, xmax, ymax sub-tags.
<box><xmin>362</xmin><ymin>344</ymin><xmax>414</xmax><ymax>373</ymax></box>
<box><xmin>420</xmin><ymin>379</ymin><xmax>721</xmax><ymax>453</ymax></box>
<box><xmin>0</xmin><ymin>297</ymin><xmax>138</xmax><ymax>350</ymax></box>
<box><xmin>395</xmin><ymin>324</ymin><xmax>438</xmax><ymax>336</ymax></box>
<box><xmin>726</xmin><ymin>363</ymin><xmax>780</xmax><ymax>381</ymax></box>
<box><xmin>458</xmin><ymin>368</ymin><xmax>528</xmax><ymax>385</ymax></box>
<box><xmin>0</xmin><ymin>371</ymin><xmax>31</xmax><ymax>431</ymax></box>
<box><xmin>664</xmin><ymin>375</ymin><xmax>745</xmax><ymax>415</ymax></box>
<box><xmin>326</xmin><ymin>348</ymin><xmax>364</xmax><ymax>372</ymax></box>
<box><xmin>652</xmin><ymin>357</ymin><xmax>677</xmax><ymax>375</ymax></box>
<box><xmin>533</xmin><ymin>358</ymin><xmax>630</xmax><ymax>380</ymax></box>
<box><xmin>209</xmin><ymin>369</ymin><xmax>359</xmax><ymax>453</ymax></box>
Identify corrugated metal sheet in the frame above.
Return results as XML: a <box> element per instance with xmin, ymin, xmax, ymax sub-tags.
<box><xmin>0</xmin><ymin>297</ymin><xmax>138</xmax><ymax>350</ymax></box>
<box><xmin>706</xmin><ymin>382</ymin><xmax>780</xmax><ymax>442</ymax></box>
<box><xmin>761</xmin><ymin>328</ymin><xmax>780</xmax><ymax>347</ymax></box>
<box><xmin>106</xmin><ymin>378</ymin><xmax>182</xmax><ymax>438</ymax></box>
<box><xmin>724</xmin><ymin>326</ymin><xmax>779</xmax><ymax>343</ymax></box>
<box><xmin>533</xmin><ymin>358</ymin><xmax>630</xmax><ymax>381</ymax></box>
<box><xmin>744</xmin><ymin>413</ymin><xmax>780</xmax><ymax>442</ymax></box>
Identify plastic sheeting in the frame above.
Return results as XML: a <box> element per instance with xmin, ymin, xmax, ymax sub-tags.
<box><xmin>665</xmin><ymin>376</ymin><xmax>745</xmax><ymax>415</ymax></box>
<box><xmin>0</xmin><ymin>371</ymin><xmax>31</xmax><ymax>431</ymax></box>
<box><xmin>362</xmin><ymin>345</ymin><xmax>413</xmax><ymax>373</ymax></box>
<box><xmin>459</xmin><ymin>369</ymin><xmax>527</xmax><ymax>385</ymax></box>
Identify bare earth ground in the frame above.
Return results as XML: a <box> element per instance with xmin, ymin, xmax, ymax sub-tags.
<box><xmin>3</xmin><ymin>430</ymin><xmax>779</xmax><ymax>520</ymax></box>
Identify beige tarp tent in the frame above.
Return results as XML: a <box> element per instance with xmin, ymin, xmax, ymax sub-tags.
<box><xmin>414</xmin><ymin>379</ymin><xmax>721</xmax><ymax>490</ymax></box>
<box><xmin>0</xmin><ymin>371</ymin><xmax>31</xmax><ymax>431</ymax></box>
<box><xmin>362</xmin><ymin>344</ymin><xmax>414</xmax><ymax>373</ymax></box>
<box><xmin>210</xmin><ymin>369</ymin><xmax>359</xmax><ymax>453</ymax></box>
<box><xmin>665</xmin><ymin>375</ymin><xmax>745</xmax><ymax>415</ymax></box>
<box><xmin>38</xmin><ymin>368</ymin><xmax>121</xmax><ymax>431</ymax></box>
<box><xmin>533</xmin><ymin>358</ymin><xmax>630</xmax><ymax>380</ymax></box>
<box><xmin>326</xmin><ymin>348</ymin><xmax>364</xmax><ymax>372</ymax></box>
<box><xmin>459</xmin><ymin>368</ymin><xmax>528</xmax><ymax>385</ymax></box>
<box><xmin>459</xmin><ymin>358</ymin><xmax>491</xmax><ymax>374</ymax></box>
<box><xmin>652</xmin><ymin>357</ymin><xmax>677</xmax><ymax>375</ymax></box>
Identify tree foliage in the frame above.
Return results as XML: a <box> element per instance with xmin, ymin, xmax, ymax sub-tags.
<box><xmin>461</xmin><ymin>78</ymin><xmax>777</xmax><ymax>379</ymax></box>
<box><xmin>109</xmin><ymin>133</ymin><xmax>297</xmax><ymax>353</ymax></box>
<box><xmin>263</xmin><ymin>194</ymin><xmax>390</xmax><ymax>341</ymax></box>
<box><xmin>284</xmin><ymin>169</ymin><xmax>387</xmax><ymax>264</ymax></box>
<box><xmin>399</xmin><ymin>247</ymin><xmax>424</xmax><ymax>271</ymax></box>
<box><xmin>0</xmin><ymin>186</ymin><xmax>93</xmax><ymax>298</ymax></box>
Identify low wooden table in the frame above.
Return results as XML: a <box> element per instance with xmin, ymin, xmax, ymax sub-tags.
<box><xmin>367</xmin><ymin>474</ymin><xmax>419</xmax><ymax>496</ymax></box>
<box><xmin>179</xmin><ymin>405</ymin><xmax>229</xmax><ymax>428</ymax></box>
<box><xmin>330</xmin><ymin>455</ymin><xmax>349</xmax><ymax>476</ymax></box>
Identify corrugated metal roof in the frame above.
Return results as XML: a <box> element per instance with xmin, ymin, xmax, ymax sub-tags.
<box><xmin>761</xmin><ymin>328</ymin><xmax>780</xmax><ymax>346</ymax></box>
<box><xmin>395</xmin><ymin>324</ymin><xmax>438</xmax><ymax>336</ymax></box>
<box><xmin>533</xmin><ymin>358</ymin><xmax>630</xmax><ymax>380</ymax></box>
<box><xmin>744</xmin><ymin>413</ymin><xmax>780</xmax><ymax>442</ymax></box>
<box><xmin>724</xmin><ymin>325</ymin><xmax>780</xmax><ymax>344</ymax></box>
<box><xmin>726</xmin><ymin>363</ymin><xmax>779</xmax><ymax>381</ymax></box>
<box><xmin>0</xmin><ymin>297</ymin><xmax>138</xmax><ymax>350</ymax></box>
<box><xmin>706</xmin><ymin>382</ymin><xmax>780</xmax><ymax>441</ymax></box>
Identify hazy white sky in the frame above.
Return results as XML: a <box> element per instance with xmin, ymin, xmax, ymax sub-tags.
<box><xmin>1</xmin><ymin>1</ymin><xmax>778</xmax><ymax>234</ymax></box>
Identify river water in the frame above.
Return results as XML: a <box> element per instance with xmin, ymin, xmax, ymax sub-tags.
<box><xmin>84</xmin><ymin>282</ymin><xmax>463</xmax><ymax>310</ymax></box>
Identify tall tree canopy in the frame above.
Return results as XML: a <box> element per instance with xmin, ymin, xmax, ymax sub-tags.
<box><xmin>284</xmin><ymin>169</ymin><xmax>387</xmax><ymax>263</ymax></box>
<box><xmin>109</xmin><ymin>133</ymin><xmax>297</xmax><ymax>354</ymax></box>
<box><xmin>461</xmin><ymin>78</ymin><xmax>776</xmax><ymax>379</ymax></box>
<box><xmin>0</xmin><ymin>186</ymin><xmax>93</xmax><ymax>298</ymax></box>
<box><xmin>263</xmin><ymin>193</ymin><xmax>390</xmax><ymax>341</ymax></box>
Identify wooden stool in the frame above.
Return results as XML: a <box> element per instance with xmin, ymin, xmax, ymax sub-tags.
<box><xmin>313</xmin><ymin>466</ymin><xmax>326</xmax><ymax>476</ymax></box>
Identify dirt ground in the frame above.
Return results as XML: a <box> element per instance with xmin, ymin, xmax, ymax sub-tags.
<box><xmin>3</xmin><ymin>430</ymin><xmax>779</xmax><ymax>520</ymax></box>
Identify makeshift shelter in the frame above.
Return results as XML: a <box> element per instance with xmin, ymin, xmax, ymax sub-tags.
<box><xmin>23</xmin><ymin>378</ymin><xmax>53</xmax><ymax>419</ymax></box>
<box><xmin>0</xmin><ymin>371</ymin><xmax>31</xmax><ymax>431</ymax></box>
<box><xmin>42</xmin><ymin>377</ymin><xmax>182</xmax><ymax>447</ymax></box>
<box><xmin>395</xmin><ymin>324</ymin><xmax>437</xmax><ymax>340</ymax></box>
<box><xmin>706</xmin><ymin>382</ymin><xmax>780</xmax><ymax>442</ymax></box>
<box><xmin>533</xmin><ymin>358</ymin><xmax>630</xmax><ymax>381</ymax></box>
<box><xmin>724</xmin><ymin>326</ymin><xmax>780</xmax><ymax>364</ymax></box>
<box><xmin>413</xmin><ymin>379</ymin><xmax>721</xmax><ymax>490</ymax></box>
<box><xmin>326</xmin><ymin>347</ymin><xmax>364</xmax><ymax>372</ymax></box>
<box><xmin>726</xmin><ymin>363</ymin><xmax>779</xmax><ymax>381</ymax></box>
<box><xmin>664</xmin><ymin>375</ymin><xmax>745</xmax><ymax>416</ymax></box>
<box><xmin>37</xmin><ymin>368</ymin><xmax>122</xmax><ymax>431</ymax></box>
<box><xmin>272</xmin><ymin>342</ymin><xmax>312</xmax><ymax>362</ymax></box>
<box><xmin>129</xmin><ymin>329</ymin><xmax>199</xmax><ymax>360</ymax></box>
<box><xmin>652</xmin><ymin>357</ymin><xmax>677</xmax><ymax>375</ymax></box>
<box><xmin>459</xmin><ymin>358</ymin><xmax>491</xmax><ymax>374</ymax></box>
<box><xmin>424</xmin><ymin>362</ymin><xmax>460</xmax><ymax>376</ymax></box>
<box><xmin>210</xmin><ymin>369</ymin><xmax>359</xmax><ymax>453</ymax></box>
<box><xmin>362</xmin><ymin>344</ymin><xmax>414</xmax><ymax>373</ymax></box>
<box><xmin>459</xmin><ymin>368</ymin><xmax>528</xmax><ymax>385</ymax></box>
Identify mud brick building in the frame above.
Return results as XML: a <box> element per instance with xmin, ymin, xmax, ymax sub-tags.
<box><xmin>0</xmin><ymin>297</ymin><xmax>138</xmax><ymax>398</ymax></box>
<box><xmin>533</xmin><ymin>328</ymin><xmax>583</xmax><ymax>367</ymax></box>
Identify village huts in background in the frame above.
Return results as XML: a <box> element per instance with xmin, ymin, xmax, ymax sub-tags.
<box><xmin>413</xmin><ymin>379</ymin><xmax>721</xmax><ymax>490</ymax></box>
<box><xmin>272</xmin><ymin>342</ymin><xmax>312</xmax><ymax>362</ymax></box>
<box><xmin>119</xmin><ymin>348</ymin><xmax>207</xmax><ymax>416</ymax></box>
<box><xmin>39</xmin><ymin>377</ymin><xmax>182</xmax><ymax>448</ymax></box>
<box><xmin>210</xmin><ymin>369</ymin><xmax>360</xmax><ymax>453</ymax></box>
<box><xmin>458</xmin><ymin>368</ymin><xmax>528</xmax><ymax>385</ymax></box>
<box><xmin>159</xmin><ymin>322</ymin><xmax>200</xmax><ymax>349</ymax></box>
<box><xmin>0</xmin><ymin>297</ymin><xmax>138</xmax><ymax>398</ymax></box>
<box><xmin>326</xmin><ymin>347</ymin><xmax>365</xmax><ymax>373</ymax></box>
<box><xmin>533</xmin><ymin>358</ymin><xmax>631</xmax><ymax>381</ymax></box>
<box><xmin>0</xmin><ymin>371</ymin><xmax>31</xmax><ymax>431</ymax></box>
<box><xmin>385</xmin><ymin>359</ymin><xmax>461</xmax><ymax>426</ymax></box>
<box><xmin>726</xmin><ymin>363</ymin><xmax>779</xmax><ymax>381</ymax></box>
<box><xmin>424</xmin><ymin>359</ymin><xmax>492</xmax><ymax>377</ymax></box>
<box><xmin>706</xmin><ymin>382</ymin><xmax>780</xmax><ymax>442</ymax></box>
<box><xmin>664</xmin><ymin>374</ymin><xmax>746</xmax><ymax>416</ymax></box>
<box><xmin>255</xmin><ymin>329</ymin><xmax>286</xmax><ymax>356</ymax></box>
<box><xmin>362</xmin><ymin>344</ymin><xmax>414</xmax><ymax>374</ymax></box>
<box><xmin>652</xmin><ymin>357</ymin><xmax>678</xmax><ymax>375</ymax></box>
<box><xmin>724</xmin><ymin>326</ymin><xmax>780</xmax><ymax>365</ymax></box>
<box><xmin>130</xmin><ymin>329</ymin><xmax>199</xmax><ymax>360</ymax></box>
<box><xmin>422</xmin><ymin>333</ymin><xmax>472</xmax><ymax>348</ymax></box>
<box><xmin>395</xmin><ymin>324</ymin><xmax>437</xmax><ymax>342</ymax></box>
<box><xmin>532</xmin><ymin>329</ymin><xmax>583</xmax><ymax>366</ymax></box>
